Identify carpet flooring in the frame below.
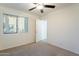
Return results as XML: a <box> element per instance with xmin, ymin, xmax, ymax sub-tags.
<box><xmin>0</xmin><ymin>41</ymin><xmax>78</xmax><ymax>56</ymax></box>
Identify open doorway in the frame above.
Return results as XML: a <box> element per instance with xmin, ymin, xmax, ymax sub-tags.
<box><xmin>36</xmin><ymin>19</ymin><xmax>47</xmax><ymax>42</ymax></box>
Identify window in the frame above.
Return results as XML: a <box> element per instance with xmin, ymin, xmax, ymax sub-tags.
<box><xmin>3</xmin><ymin>14</ymin><xmax>17</xmax><ymax>34</ymax></box>
<box><xmin>18</xmin><ymin>17</ymin><xmax>28</xmax><ymax>32</ymax></box>
<box><xmin>3</xmin><ymin>14</ymin><xmax>28</xmax><ymax>34</ymax></box>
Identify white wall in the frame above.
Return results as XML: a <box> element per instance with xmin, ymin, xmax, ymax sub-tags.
<box><xmin>41</xmin><ymin>4</ymin><xmax>79</xmax><ymax>54</ymax></box>
<box><xmin>0</xmin><ymin>6</ymin><xmax>39</xmax><ymax>50</ymax></box>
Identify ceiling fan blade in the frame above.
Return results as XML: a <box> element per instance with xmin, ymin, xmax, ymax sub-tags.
<box><xmin>29</xmin><ymin>7</ymin><xmax>37</xmax><ymax>11</ymax></box>
<box><xmin>40</xmin><ymin>9</ymin><xmax>44</xmax><ymax>13</ymax></box>
<box><xmin>44</xmin><ymin>5</ymin><xmax>55</xmax><ymax>8</ymax></box>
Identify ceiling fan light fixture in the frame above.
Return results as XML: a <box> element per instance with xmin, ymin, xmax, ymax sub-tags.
<box><xmin>37</xmin><ymin>5</ymin><xmax>43</xmax><ymax>9</ymax></box>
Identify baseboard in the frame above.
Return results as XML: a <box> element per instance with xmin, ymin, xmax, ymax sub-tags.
<box><xmin>0</xmin><ymin>41</ymin><xmax>35</xmax><ymax>52</ymax></box>
<box><xmin>47</xmin><ymin>42</ymin><xmax>79</xmax><ymax>55</ymax></box>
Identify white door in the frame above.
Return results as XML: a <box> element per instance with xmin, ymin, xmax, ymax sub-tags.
<box><xmin>36</xmin><ymin>20</ymin><xmax>47</xmax><ymax>42</ymax></box>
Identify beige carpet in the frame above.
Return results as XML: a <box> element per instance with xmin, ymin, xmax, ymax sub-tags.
<box><xmin>0</xmin><ymin>41</ymin><xmax>78</xmax><ymax>56</ymax></box>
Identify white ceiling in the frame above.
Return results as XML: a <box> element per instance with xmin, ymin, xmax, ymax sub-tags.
<box><xmin>0</xmin><ymin>3</ymin><xmax>74</xmax><ymax>16</ymax></box>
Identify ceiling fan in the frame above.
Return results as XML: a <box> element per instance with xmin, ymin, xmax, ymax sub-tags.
<box><xmin>28</xmin><ymin>3</ymin><xmax>56</xmax><ymax>13</ymax></box>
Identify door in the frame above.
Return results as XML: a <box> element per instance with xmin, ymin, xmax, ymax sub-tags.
<box><xmin>36</xmin><ymin>19</ymin><xmax>47</xmax><ymax>42</ymax></box>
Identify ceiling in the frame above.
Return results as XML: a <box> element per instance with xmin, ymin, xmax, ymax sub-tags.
<box><xmin>0</xmin><ymin>3</ymin><xmax>74</xmax><ymax>16</ymax></box>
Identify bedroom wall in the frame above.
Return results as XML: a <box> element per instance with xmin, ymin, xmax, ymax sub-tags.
<box><xmin>0</xmin><ymin>6</ymin><xmax>39</xmax><ymax>50</ymax></box>
<box><xmin>41</xmin><ymin>4</ymin><xmax>79</xmax><ymax>54</ymax></box>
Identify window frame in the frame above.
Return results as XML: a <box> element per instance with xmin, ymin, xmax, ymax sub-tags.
<box><xmin>3</xmin><ymin>14</ymin><xmax>28</xmax><ymax>34</ymax></box>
